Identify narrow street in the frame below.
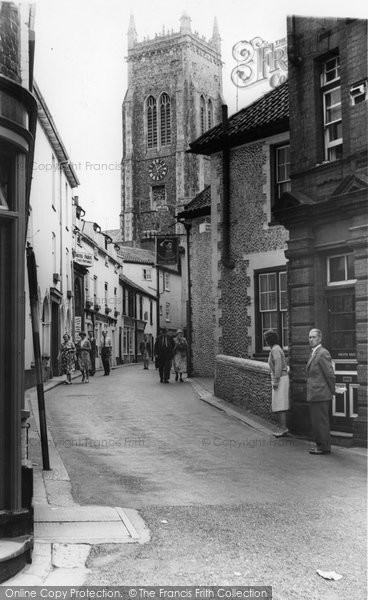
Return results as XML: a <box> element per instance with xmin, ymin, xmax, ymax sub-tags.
<box><xmin>33</xmin><ymin>364</ymin><xmax>367</xmax><ymax>599</ymax></box>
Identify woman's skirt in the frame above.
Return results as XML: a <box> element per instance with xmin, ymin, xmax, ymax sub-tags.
<box><xmin>78</xmin><ymin>350</ymin><xmax>91</xmax><ymax>372</ymax></box>
<box><xmin>272</xmin><ymin>373</ymin><xmax>290</xmax><ymax>412</ymax></box>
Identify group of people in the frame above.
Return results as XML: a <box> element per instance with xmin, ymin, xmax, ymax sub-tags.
<box><xmin>62</xmin><ymin>324</ymin><xmax>335</xmax><ymax>455</ymax></box>
<box><xmin>265</xmin><ymin>327</ymin><xmax>336</xmax><ymax>455</ymax></box>
<box><xmin>140</xmin><ymin>328</ymin><xmax>188</xmax><ymax>383</ymax></box>
<box><xmin>59</xmin><ymin>330</ymin><xmax>112</xmax><ymax>384</ymax></box>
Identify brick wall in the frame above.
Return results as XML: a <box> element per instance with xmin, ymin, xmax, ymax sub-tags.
<box><xmin>288</xmin><ymin>17</ymin><xmax>368</xmax><ymax>195</ymax></box>
<box><xmin>284</xmin><ymin>16</ymin><xmax>368</xmax><ymax>444</ymax></box>
<box><xmin>214</xmin><ymin>355</ymin><xmax>278</xmax><ymax>424</ymax></box>
<box><xmin>0</xmin><ymin>2</ymin><xmax>21</xmax><ymax>82</ymax></box>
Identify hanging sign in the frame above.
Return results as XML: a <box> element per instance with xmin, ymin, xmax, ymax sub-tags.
<box><xmin>156</xmin><ymin>235</ymin><xmax>179</xmax><ymax>266</ymax></box>
<box><xmin>74</xmin><ymin>251</ymin><xmax>93</xmax><ymax>267</ymax></box>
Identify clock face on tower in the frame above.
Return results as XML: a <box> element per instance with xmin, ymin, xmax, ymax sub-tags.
<box><xmin>148</xmin><ymin>158</ymin><xmax>168</xmax><ymax>181</ymax></box>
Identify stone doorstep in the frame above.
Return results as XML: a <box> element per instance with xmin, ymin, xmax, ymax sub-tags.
<box><xmin>0</xmin><ymin>537</ymin><xmax>33</xmax><ymax>563</ymax></box>
<box><xmin>34</xmin><ymin>505</ymin><xmax>141</xmax><ymax>544</ymax></box>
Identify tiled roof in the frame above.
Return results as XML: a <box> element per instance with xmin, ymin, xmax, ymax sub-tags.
<box><xmin>177</xmin><ymin>186</ymin><xmax>211</xmax><ymax>218</ymax></box>
<box><xmin>190</xmin><ymin>81</ymin><xmax>289</xmax><ymax>155</ymax></box>
<box><xmin>119</xmin><ymin>274</ymin><xmax>156</xmax><ymax>299</ymax></box>
<box><xmin>117</xmin><ymin>246</ymin><xmax>155</xmax><ymax>264</ymax></box>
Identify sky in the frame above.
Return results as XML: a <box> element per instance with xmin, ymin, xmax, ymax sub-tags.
<box><xmin>33</xmin><ymin>0</ymin><xmax>367</xmax><ymax>229</ymax></box>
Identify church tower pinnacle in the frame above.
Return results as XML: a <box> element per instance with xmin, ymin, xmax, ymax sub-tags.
<box><xmin>127</xmin><ymin>14</ymin><xmax>137</xmax><ymax>49</ymax></box>
<box><xmin>211</xmin><ymin>17</ymin><xmax>221</xmax><ymax>52</ymax></box>
<box><xmin>179</xmin><ymin>12</ymin><xmax>191</xmax><ymax>34</ymax></box>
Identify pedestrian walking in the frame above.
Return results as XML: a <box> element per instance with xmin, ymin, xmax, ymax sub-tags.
<box><xmin>154</xmin><ymin>327</ymin><xmax>175</xmax><ymax>383</ymax></box>
<box><xmin>100</xmin><ymin>330</ymin><xmax>112</xmax><ymax>376</ymax></box>
<box><xmin>76</xmin><ymin>332</ymin><xmax>91</xmax><ymax>383</ymax></box>
<box><xmin>58</xmin><ymin>333</ymin><xmax>76</xmax><ymax>384</ymax></box>
<box><xmin>307</xmin><ymin>328</ymin><xmax>336</xmax><ymax>455</ymax></box>
<box><xmin>88</xmin><ymin>329</ymin><xmax>98</xmax><ymax>376</ymax></box>
<box><xmin>173</xmin><ymin>329</ymin><xmax>188</xmax><ymax>382</ymax></box>
<box><xmin>139</xmin><ymin>334</ymin><xmax>151</xmax><ymax>370</ymax></box>
<box><xmin>264</xmin><ymin>329</ymin><xmax>290</xmax><ymax>437</ymax></box>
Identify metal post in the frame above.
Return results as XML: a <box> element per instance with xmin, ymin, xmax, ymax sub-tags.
<box><xmin>26</xmin><ymin>246</ymin><xmax>50</xmax><ymax>470</ymax></box>
<box><xmin>156</xmin><ymin>264</ymin><xmax>160</xmax><ymax>338</ymax></box>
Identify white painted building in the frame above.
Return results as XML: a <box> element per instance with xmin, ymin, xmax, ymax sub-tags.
<box><xmin>24</xmin><ymin>82</ymin><xmax>79</xmax><ymax>386</ymax></box>
<box><xmin>73</xmin><ymin>215</ymin><xmax>123</xmax><ymax>369</ymax></box>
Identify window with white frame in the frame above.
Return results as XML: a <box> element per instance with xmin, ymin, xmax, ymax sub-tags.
<box><xmin>163</xmin><ymin>272</ymin><xmax>170</xmax><ymax>291</ymax></box>
<box><xmin>123</xmin><ymin>327</ymin><xmax>134</xmax><ymax>354</ymax></box>
<box><xmin>327</xmin><ymin>253</ymin><xmax>355</xmax><ymax>285</ymax></box>
<box><xmin>321</xmin><ymin>55</ymin><xmax>343</xmax><ymax>161</ymax></box>
<box><xmin>143</xmin><ymin>268</ymin><xmax>152</xmax><ymax>281</ymax></box>
<box><xmin>275</xmin><ymin>144</ymin><xmax>291</xmax><ymax>200</ymax></box>
<box><xmin>256</xmin><ymin>269</ymin><xmax>288</xmax><ymax>351</ymax></box>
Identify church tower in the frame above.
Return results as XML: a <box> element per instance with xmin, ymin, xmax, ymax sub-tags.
<box><xmin>121</xmin><ymin>14</ymin><xmax>223</xmax><ymax>245</ymax></box>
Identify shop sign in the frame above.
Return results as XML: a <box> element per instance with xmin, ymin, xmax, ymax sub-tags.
<box><xmin>74</xmin><ymin>251</ymin><xmax>93</xmax><ymax>267</ymax></box>
<box><xmin>156</xmin><ymin>235</ymin><xmax>179</xmax><ymax>266</ymax></box>
<box><xmin>75</xmin><ymin>316</ymin><xmax>82</xmax><ymax>333</ymax></box>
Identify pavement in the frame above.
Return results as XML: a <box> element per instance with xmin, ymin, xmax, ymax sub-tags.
<box><xmin>1</xmin><ymin>365</ymin><xmax>149</xmax><ymax>586</ymax></box>
<box><xmin>1</xmin><ymin>365</ymin><xmax>366</xmax><ymax>587</ymax></box>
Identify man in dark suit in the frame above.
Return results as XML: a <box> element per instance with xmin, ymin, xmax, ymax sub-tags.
<box><xmin>154</xmin><ymin>327</ymin><xmax>175</xmax><ymax>383</ymax></box>
<box><xmin>307</xmin><ymin>328</ymin><xmax>336</xmax><ymax>455</ymax></box>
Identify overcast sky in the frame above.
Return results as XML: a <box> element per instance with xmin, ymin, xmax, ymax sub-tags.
<box><xmin>33</xmin><ymin>0</ymin><xmax>367</xmax><ymax>229</ymax></box>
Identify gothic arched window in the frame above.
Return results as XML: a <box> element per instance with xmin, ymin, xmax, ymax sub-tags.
<box><xmin>207</xmin><ymin>98</ymin><xmax>213</xmax><ymax>130</ymax></box>
<box><xmin>200</xmin><ymin>95</ymin><xmax>206</xmax><ymax>135</ymax></box>
<box><xmin>147</xmin><ymin>95</ymin><xmax>157</xmax><ymax>149</ymax></box>
<box><xmin>160</xmin><ymin>93</ymin><xmax>171</xmax><ymax>146</ymax></box>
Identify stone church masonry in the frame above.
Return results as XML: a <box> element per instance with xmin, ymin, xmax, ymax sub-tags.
<box><xmin>121</xmin><ymin>13</ymin><xmax>223</xmax><ymax>246</ymax></box>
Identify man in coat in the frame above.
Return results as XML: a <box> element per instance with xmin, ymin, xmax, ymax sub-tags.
<box><xmin>306</xmin><ymin>328</ymin><xmax>336</xmax><ymax>455</ymax></box>
<box><xmin>154</xmin><ymin>327</ymin><xmax>175</xmax><ymax>383</ymax></box>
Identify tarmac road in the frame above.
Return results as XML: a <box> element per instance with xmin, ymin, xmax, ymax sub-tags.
<box><xmin>42</xmin><ymin>364</ymin><xmax>367</xmax><ymax>598</ymax></box>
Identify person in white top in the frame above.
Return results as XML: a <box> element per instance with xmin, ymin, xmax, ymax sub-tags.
<box><xmin>100</xmin><ymin>330</ymin><xmax>112</xmax><ymax>376</ymax></box>
<box><xmin>265</xmin><ymin>329</ymin><xmax>290</xmax><ymax>438</ymax></box>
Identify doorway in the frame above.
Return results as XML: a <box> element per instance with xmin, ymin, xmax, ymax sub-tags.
<box><xmin>327</xmin><ymin>289</ymin><xmax>357</xmax><ymax>433</ymax></box>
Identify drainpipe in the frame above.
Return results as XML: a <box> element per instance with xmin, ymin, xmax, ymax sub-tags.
<box><xmin>222</xmin><ymin>104</ymin><xmax>235</xmax><ymax>269</ymax></box>
<box><xmin>184</xmin><ymin>222</ymin><xmax>193</xmax><ymax>377</ymax></box>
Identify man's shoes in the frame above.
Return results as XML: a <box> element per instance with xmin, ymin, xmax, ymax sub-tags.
<box><xmin>160</xmin><ymin>379</ymin><xmax>163</xmax><ymax>383</ymax></box>
<box><xmin>273</xmin><ymin>429</ymin><xmax>289</xmax><ymax>438</ymax></box>
<box><xmin>164</xmin><ymin>380</ymin><xmax>169</xmax><ymax>383</ymax></box>
<box><xmin>309</xmin><ymin>448</ymin><xmax>331</xmax><ymax>455</ymax></box>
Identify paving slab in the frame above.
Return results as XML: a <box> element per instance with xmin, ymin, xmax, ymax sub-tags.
<box><xmin>34</xmin><ymin>505</ymin><xmax>140</xmax><ymax>543</ymax></box>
